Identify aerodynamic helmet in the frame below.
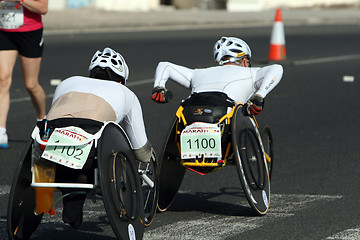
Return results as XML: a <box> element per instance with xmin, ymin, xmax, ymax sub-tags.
<box><xmin>213</xmin><ymin>36</ymin><xmax>252</xmax><ymax>65</ymax></box>
<box><xmin>89</xmin><ymin>47</ymin><xmax>129</xmax><ymax>83</ymax></box>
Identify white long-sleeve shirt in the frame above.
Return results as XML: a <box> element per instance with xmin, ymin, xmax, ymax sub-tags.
<box><xmin>50</xmin><ymin>76</ymin><xmax>148</xmax><ymax>151</ymax></box>
<box><xmin>154</xmin><ymin>62</ymin><xmax>283</xmax><ymax>104</ymax></box>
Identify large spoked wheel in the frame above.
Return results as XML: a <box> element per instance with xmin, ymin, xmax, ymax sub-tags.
<box><xmin>7</xmin><ymin>140</ymin><xmax>43</xmax><ymax>240</ymax></box>
<box><xmin>231</xmin><ymin>105</ymin><xmax>270</xmax><ymax>216</ymax></box>
<box><xmin>98</xmin><ymin>123</ymin><xmax>144</xmax><ymax>240</ymax></box>
<box><xmin>157</xmin><ymin>119</ymin><xmax>186</xmax><ymax>212</ymax></box>
<box><xmin>260</xmin><ymin>126</ymin><xmax>274</xmax><ymax>180</ymax></box>
<box><xmin>138</xmin><ymin>149</ymin><xmax>159</xmax><ymax>227</ymax></box>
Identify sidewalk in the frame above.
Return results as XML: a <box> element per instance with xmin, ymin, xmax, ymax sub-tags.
<box><xmin>42</xmin><ymin>7</ymin><xmax>360</xmax><ymax>34</ymax></box>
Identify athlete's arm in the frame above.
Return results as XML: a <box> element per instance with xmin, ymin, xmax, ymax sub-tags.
<box><xmin>253</xmin><ymin>64</ymin><xmax>283</xmax><ymax>98</ymax></box>
<box><xmin>153</xmin><ymin>62</ymin><xmax>194</xmax><ymax>89</ymax></box>
<box><xmin>122</xmin><ymin>94</ymin><xmax>152</xmax><ymax>162</ymax></box>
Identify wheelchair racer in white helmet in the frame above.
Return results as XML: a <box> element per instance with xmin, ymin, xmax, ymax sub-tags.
<box><xmin>43</xmin><ymin>47</ymin><xmax>152</xmax><ymax>228</ymax></box>
<box><xmin>89</xmin><ymin>47</ymin><xmax>129</xmax><ymax>84</ymax></box>
<box><xmin>48</xmin><ymin>47</ymin><xmax>151</xmax><ymax>163</ymax></box>
<box><xmin>151</xmin><ymin>36</ymin><xmax>283</xmax><ymax>116</ymax></box>
<box><xmin>214</xmin><ymin>36</ymin><xmax>252</xmax><ymax>66</ymax></box>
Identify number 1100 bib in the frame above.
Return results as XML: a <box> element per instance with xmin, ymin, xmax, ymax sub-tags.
<box><xmin>180</xmin><ymin>122</ymin><xmax>222</xmax><ymax>159</ymax></box>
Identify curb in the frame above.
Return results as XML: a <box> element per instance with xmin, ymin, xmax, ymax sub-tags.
<box><xmin>42</xmin><ymin>8</ymin><xmax>360</xmax><ymax>35</ymax></box>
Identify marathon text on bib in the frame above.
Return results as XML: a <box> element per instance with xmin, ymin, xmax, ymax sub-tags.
<box><xmin>41</xmin><ymin>126</ymin><xmax>94</xmax><ymax>169</ymax></box>
<box><xmin>180</xmin><ymin>122</ymin><xmax>222</xmax><ymax>159</ymax></box>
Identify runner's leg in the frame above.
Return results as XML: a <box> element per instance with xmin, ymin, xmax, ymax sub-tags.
<box><xmin>0</xmin><ymin>50</ymin><xmax>17</xmax><ymax>128</ymax></box>
<box><xmin>20</xmin><ymin>55</ymin><xmax>46</xmax><ymax>120</ymax></box>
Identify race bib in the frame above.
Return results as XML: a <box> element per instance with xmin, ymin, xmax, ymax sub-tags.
<box><xmin>41</xmin><ymin>126</ymin><xmax>94</xmax><ymax>169</ymax></box>
<box><xmin>180</xmin><ymin>122</ymin><xmax>222</xmax><ymax>159</ymax></box>
<box><xmin>0</xmin><ymin>2</ymin><xmax>24</xmax><ymax>29</ymax></box>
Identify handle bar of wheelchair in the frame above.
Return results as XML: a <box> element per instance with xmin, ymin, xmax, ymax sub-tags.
<box><xmin>31</xmin><ymin>121</ymin><xmax>134</xmax><ymax>149</ymax></box>
<box><xmin>32</xmin><ymin>125</ymin><xmax>104</xmax><ymax>147</ymax></box>
<box><xmin>30</xmin><ymin>170</ymin><xmax>155</xmax><ymax>190</ymax></box>
<box><xmin>31</xmin><ymin>182</ymin><xmax>97</xmax><ymax>189</ymax></box>
<box><xmin>31</xmin><ymin>168</ymin><xmax>99</xmax><ymax>189</ymax></box>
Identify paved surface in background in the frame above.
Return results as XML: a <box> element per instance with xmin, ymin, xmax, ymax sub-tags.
<box><xmin>43</xmin><ymin>7</ymin><xmax>360</xmax><ymax>34</ymax></box>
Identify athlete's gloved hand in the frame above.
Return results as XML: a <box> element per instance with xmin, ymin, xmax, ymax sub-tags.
<box><xmin>151</xmin><ymin>86</ymin><xmax>173</xmax><ymax>103</ymax></box>
<box><xmin>246</xmin><ymin>95</ymin><xmax>264</xmax><ymax>115</ymax></box>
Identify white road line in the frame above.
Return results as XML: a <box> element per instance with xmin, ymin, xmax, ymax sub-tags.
<box><xmin>127</xmin><ymin>78</ymin><xmax>153</xmax><ymax>87</ymax></box>
<box><xmin>293</xmin><ymin>54</ymin><xmax>360</xmax><ymax>66</ymax></box>
<box><xmin>343</xmin><ymin>75</ymin><xmax>355</xmax><ymax>82</ymax></box>
<box><xmin>0</xmin><ymin>184</ymin><xmax>345</xmax><ymax>239</ymax></box>
<box><xmin>10</xmin><ymin>94</ymin><xmax>54</xmax><ymax>104</ymax></box>
<box><xmin>325</xmin><ymin>226</ymin><xmax>360</xmax><ymax>240</ymax></box>
<box><xmin>0</xmin><ymin>185</ymin><xmax>10</xmax><ymax>195</ymax></box>
<box><xmin>10</xmin><ymin>51</ymin><xmax>358</xmax><ymax>104</ymax></box>
<box><xmin>9</xmin><ymin>78</ymin><xmax>153</xmax><ymax>104</ymax></box>
<box><xmin>144</xmin><ymin>194</ymin><xmax>342</xmax><ymax>240</ymax></box>
<box><xmin>50</xmin><ymin>79</ymin><xmax>62</xmax><ymax>86</ymax></box>
<box><xmin>8</xmin><ymin>52</ymin><xmax>360</xmax><ymax>104</ymax></box>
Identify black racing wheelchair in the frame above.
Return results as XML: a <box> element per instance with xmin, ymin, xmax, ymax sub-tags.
<box><xmin>7</xmin><ymin>118</ymin><xmax>159</xmax><ymax>240</ymax></box>
<box><xmin>157</xmin><ymin>92</ymin><xmax>274</xmax><ymax>216</ymax></box>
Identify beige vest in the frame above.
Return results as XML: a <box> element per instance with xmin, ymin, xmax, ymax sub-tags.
<box><xmin>46</xmin><ymin>92</ymin><xmax>116</xmax><ymax>122</ymax></box>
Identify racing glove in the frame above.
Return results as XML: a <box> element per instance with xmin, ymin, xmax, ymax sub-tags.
<box><xmin>151</xmin><ymin>86</ymin><xmax>173</xmax><ymax>103</ymax></box>
<box><xmin>246</xmin><ymin>95</ymin><xmax>264</xmax><ymax>115</ymax></box>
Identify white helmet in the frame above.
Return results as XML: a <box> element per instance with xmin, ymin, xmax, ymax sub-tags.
<box><xmin>213</xmin><ymin>36</ymin><xmax>252</xmax><ymax>64</ymax></box>
<box><xmin>89</xmin><ymin>47</ymin><xmax>129</xmax><ymax>83</ymax></box>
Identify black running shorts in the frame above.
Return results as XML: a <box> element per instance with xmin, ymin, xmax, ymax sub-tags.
<box><xmin>0</xmin><ymin>28</ymin><xmax>44</xmax><ymax>58</ymax></box>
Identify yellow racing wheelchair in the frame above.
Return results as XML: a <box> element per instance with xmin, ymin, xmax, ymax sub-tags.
<box><xmin>157</xmin><ymin>92</ymin><xmax>274</xmax><ymax>216</ymax></box>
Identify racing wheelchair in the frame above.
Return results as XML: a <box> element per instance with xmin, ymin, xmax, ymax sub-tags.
<box><xmin>7</xmin><ymin>118</ymin><xmax>159</xmax><ymax>240</ymax></box>
<box><xmin>157</xmin><ymin>92</ymin><xmax>274</xmax><ymax>216</ymax></box>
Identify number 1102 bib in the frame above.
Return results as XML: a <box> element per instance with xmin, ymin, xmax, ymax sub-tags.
<box><xmin>41</xmin><ymin>126</ymin><xmax>94</xmax><ymax>169</ymax></box>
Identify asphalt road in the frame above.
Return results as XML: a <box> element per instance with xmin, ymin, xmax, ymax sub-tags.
<box><xmin>1</xmin><ymin>24</ymin><xmax>360</xmax><ymax>239</ymax></box>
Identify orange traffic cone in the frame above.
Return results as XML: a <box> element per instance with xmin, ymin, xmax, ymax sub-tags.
<box><xmin>268</xmin><ymin>8</ymin><xmax>286</xmax><ymax>61</ymax></box>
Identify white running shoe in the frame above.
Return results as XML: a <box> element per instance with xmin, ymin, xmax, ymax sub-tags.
<box><xmin>0</xmin><ymin>133</ymin><xmax>9</xmax><ymax>149</ymax></box>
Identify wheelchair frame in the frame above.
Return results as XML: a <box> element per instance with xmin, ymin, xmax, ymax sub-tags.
<box><xmin>175</xmin><ymin>104</ymin><xmax>236</xmax><ymax>172</ymax></box>
<box><xmin>7</xmin><ymin>120</ymin><xmax>158</xmax><ymax>239</ymax></box>
<box><xmin>158</xmin><ymin>104</ymin><xmax>273</xmax><ymax>215</ymax></box>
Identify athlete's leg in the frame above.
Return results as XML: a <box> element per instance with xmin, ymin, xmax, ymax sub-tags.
<box><xmin>20</xmin><ymin>55</ymin><xmax>46</xmax><ymax>120</ymax></box>
<box><xmin>0</xmin><ymin>50</ymin><xmax>18</xmax><ymax>128</ymax></box>
<box><xmin>61</xmin><ymin>187</ymin><xmax>87</xmax><ymax>228</ymax></box>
